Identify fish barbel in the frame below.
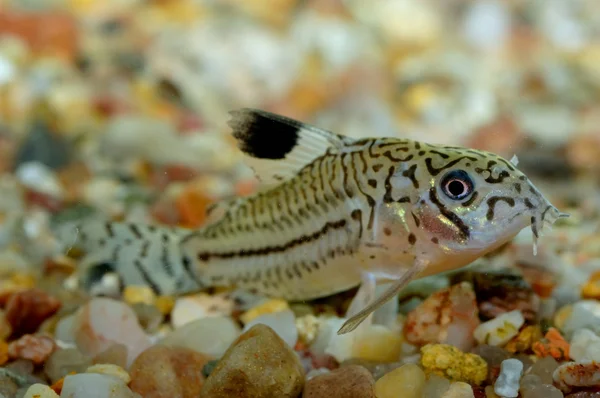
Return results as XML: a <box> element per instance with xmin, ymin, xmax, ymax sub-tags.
<box><xmin>56</xmin><ymin>109</ymin><xmax>568</xmax><ymax>334</ymax></box>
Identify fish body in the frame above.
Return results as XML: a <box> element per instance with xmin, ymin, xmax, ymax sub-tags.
<box><xmin>56</xmin><ymin>109</ymin><xmax>567</xmax><ymax>333</ymax></box>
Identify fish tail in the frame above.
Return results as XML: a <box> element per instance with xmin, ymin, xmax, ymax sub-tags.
<box><xmin>53</xmin><ymin>219</ymin><xmax>204</xmax><ymax>296</ymax></box>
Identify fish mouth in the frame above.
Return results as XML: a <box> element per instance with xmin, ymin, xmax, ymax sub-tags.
<box><xmin>530</xmin><ymin>204</ymin><xmax>569</xmax><ymax>255</ymax></box>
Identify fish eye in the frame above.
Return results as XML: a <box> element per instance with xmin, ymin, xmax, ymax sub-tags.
<box><xmin>440</xmin><ymin>170</ymin><xmax>474</xmax><ymax>200</ymax></box>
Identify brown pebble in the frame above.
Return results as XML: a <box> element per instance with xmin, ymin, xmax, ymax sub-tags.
<box><xmin>129</xmin><ymin>345</ymin><xmax>211</xmax><ymax>398</ymax></box>
<box><xmin>303</xmin><ymin>365</ymin><xmax>375</xmax><ymax>398</ymax></box>
<box><xmin>200</xmin><ymin>324</ymin><xmax>305</xmax><ymax>398</ymax></box>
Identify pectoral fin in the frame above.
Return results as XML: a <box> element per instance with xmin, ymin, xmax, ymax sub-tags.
<box><xmin>337</xmin><ymin>259</ymin><xmax>429</xmax><ymax>335</ymax></box>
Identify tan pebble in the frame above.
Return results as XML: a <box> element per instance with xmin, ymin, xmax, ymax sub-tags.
<box><xmin>23</xmin><ymin>383</ymin><xmax>60</xmax><ymax>398</ymax></box>
<box><xmin>155</xmin><ymin>296</ymin><xmax>175</xmax><ymax>315</ymax></box>
<box><xmin>352</xmin><ymin>325</ymin><xmax>403</xmax><ymax>362</ymax></box>
<box><xmin>86</xmin><ymin>363</ymin><xmax>131</xmax><ymax>384</ymax></box>
<box><xmin>375</xmin><ymin>363</ymin><xmax>426</xmax><ymax>398</ymax></box>
<box><xmin>553</xmin><ymin>304</ymin><xmax>573</xmax><ymax>331</ymax></box>
<box><xmin>240</xmin><ymin>299</ymin><xmax>289</xmax><ymax>324</ymax></box>
<box><xmin>484</xmin><ymin>385</ymin><xmax>500</xmax><ymax>398</ymax></box>
<box><xmin>123</xmin><ymin>285</ymin><xmax>156</xmax><ymax>306</ymax></box>
<box><xmin>441</xmin><ymin>382</ymin><xmax>474</xmax><ymax>398</ymax></box>
<box><xmin>92</xmin><ymin>344</ymin><xmax>128</xmax><ymax>368</ymax></box>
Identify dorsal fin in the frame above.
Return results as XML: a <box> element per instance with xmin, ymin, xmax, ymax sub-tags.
<box><xmin>228</xmin><ymin>108</ymin><xmax>351</xmax><ymax>186</ymax></box>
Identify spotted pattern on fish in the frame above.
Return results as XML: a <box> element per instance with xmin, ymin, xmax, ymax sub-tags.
<box><xmin>55</xmin><ymin>109</ymin><xmax>567</xmax><ymax>332</ymax></box>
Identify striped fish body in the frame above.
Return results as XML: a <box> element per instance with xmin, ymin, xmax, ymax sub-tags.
<box><xmin>180</xmin><ymin>138</ymin><xmax>417</xmax><ymax>301</ymax></box>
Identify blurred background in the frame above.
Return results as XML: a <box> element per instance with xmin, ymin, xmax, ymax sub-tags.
<box><xmin>0</xmin><ymin>0</ymin><xmax>599</xmax><ymax>252</ymax></box>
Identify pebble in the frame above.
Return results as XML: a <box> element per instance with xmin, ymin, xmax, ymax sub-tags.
<box><xmin>532</xmin><ymin>327</ymin><xmax>570</xmax><ymax>361</ymax></box>
<box><xmin>8</xmin><ymin>334</ymin><xmax>56</xmax><ymax>365</ymax></box>
<box><xmin>0</xmin><ymin>310</ymin><xmax>12</xmax><ymax>340</ymax></box>
<box><xmin>15</xmin><ymin>162</ymin><xmax>64</xmax><ymax>199</ymax></box>
<box><xmin>0</xmin><ymin>374</ymin><xmax>18</xmax><ymax>397</ymax></box>
<box><xmin>200</xmin><ymin>324</ymin><xmax>305</xmax><ymax>398</ymax></box>
<box><xmin>123</xmin><ymin>285</ymin><xmax>156</xmax><ymax>306</ymax></box>
<box><xmin>527</xmin><ymin>356</ymin><xmax>559</xmax><ymax>385</ymax></box>
<box><xmin>473</xmin><ymin>310</ymin><xmax>525</xmax><ymax>346</ymax></box>
<box><xmin>5</xmin><ymin>289</ymin><xmax>61</xmax><ymax>337</ymax></box>
<box><xmin>459</xmin><ymin>270</ymin><xmax>538</xmax><ymax>322</ymax></box>
<box><xmin>505</xmin><ymin>325</ymin><xmax>542</xmax><ymax>354</ymax></box>
<box><xmin>154</xmin><ymin>296</ymin><xmax>175</xmax><ymax>315</ymax></box>
<box><xmin>421</xmin><ymin>344</ymin><xmax>487</xmax><ymax>385</ymax></box>
<box><xmin>131</xmin><ymin>303</ymin><xmax>163</xmax><ymax>333</ymax></box>
<box><xmin>72</xmin><ymin>298</ymin><xmax>152</xmax><ymax>368</ymax></box>
<box><xmin>92</xmin><ymin>344</ymin><xmax>128</xmax><ymax>368</ymax></box>
<box><xmin>375</xmin><ymin>363</ymin><xmax>425</xmax><ymax>398</ymax></box>
<box><xmin>295</xmin><ymin>314</ymin><xmax>320</xmax><ymax>345</ymax></box>
<box><xmin>13</xmin><ymin>120</ymin><xmax>72</xmax><ymax>170</ymax></box>
<box><xmin>553</xmin><ymin>360</ymin><xmax>600</xmax><ymax>393</ymax></box>
<box><xmin>159</xmin><ymin>316</ymin><xmax>240</xmax><ymax>358</ymax></box>
<box><xmin>423</xmin><ymin>373</ymin><xmax>450</xmax><ymax>398</ymax></box>
<box><xmin>570</xmin><ymin>328</ymin><xmax>600</xmax><ymax>362</ymax></box>
<box><xmin>521</xmin><ymin>383</ymin><xmax>564</xmax><ymax>398</ymax></box>
<box><xmin>351</xmin><ymin>324</ymin><xmax>403</xmax><ymax>363</ymax></box>
<box><xmin>22</xmin><ymin>383</ymin><xmax>59</xmax><ymax>398</ymax></box>
<box><xmin>129</xmin><ymin>345</ymin><xmax>210</xmax><ymax>397</ymax></box>
<box><xmin>302</xmin><ymin>365</ymin><xmax>375</xmax><ymax>398</ymax></box>
<box><xmin>86</xmin><ymin>364</ymin><xmax>130</xmax><ymax>384</ymax></box>
<box><xmin>0</xmin><ymin>341</ymin><xmax>8</xmax><ymax>366</ymax></box>
<box><xmin>403</xmin><ymin>281</ymin><xmax>480</xmax><ymax>351</ymax></box>
<box><xmin>61</xmin><ymin>373</ymin><xmax>140</xmax><ymax>398</ymax></box>
<box><xmin>441</xmin><ymin>382</ymin><xmax>474</xmax><ymax>398</ymax></box>
<box><xmin>494</xmin><ymin>359</ymin><xmax>523</xmax><ymax>398</ymax></box>
<box><xmin>239</xmin><ymin>299</ymin><xmax>289</xmax><ymax>324</ymax></box>
<box><xmin>558</xmin><ymin>300</ymin><xmax>600</xmax><ymax>339</ymax></box>
<box><xmin>43</xmin><ymin>347</ymin><xmax>91</xmax><ymax>383</ymax></box>
<box><xmin>243</xmin><ymin>309</ymin><xmax>298</xmax><ymax>348</ymax></box>
<box><xmin>171</xmin><ymin>293</ymin><xmax>234</xmax><ymax>327</ymax></box>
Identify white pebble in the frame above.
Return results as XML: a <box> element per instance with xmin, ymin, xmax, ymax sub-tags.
<box><xmin>23</xmin><ymin>384</ymin><xmax>59</xmax><ymax>398</ymax></box>
<box><xmin>15</xmin><ymin>161</ymin><xmax>64</xmax><ymax>198</ymax></box>
<box><xmin>473</xmin><ymin>310</ymin><xmax>524</xmax><ymax>346</ymax></box>
<box><xmin>243</xmin><ymin>309</ymin><xmax>298</xmax><ymax>348</ymax></box>
<box><xmin>61</xmin><ymin>373</ymin><xmax>139</xmax><ymax>398</ymax></box>
<box><xmin>441</xmin><ymin>381</ymin><xmax>474</xmax><ymax>398</ymax></box>
<box><xmin>171</xmin><ymin>294</ymin><xmax>234</xmax><ymax>328</ymax></box>
<box><xmin>494</xmin><ymin>359</ymin><xmax>523</xmax><ymax>398</ymax></box>
<box><xmin>160</xmin><ymin>316</ymin><xmax>240</xmax><ymax>357</ymax></box>
<box><xmin>86</xmin><ymin>363</ymin><xmax>131</xmax><ymax>384</ymax></box>
<box><xmin>570</xmin><ymin>328</ymin><xmax>600</xmax><ymax>362</ymax></box>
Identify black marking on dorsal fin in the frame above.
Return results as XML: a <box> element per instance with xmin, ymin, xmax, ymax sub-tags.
<box><xmin>230</xmin><ymin>109</ymin><xmax>301</xmax><ymax>159</ymax></box>
<box><xmin>227</xmin><ymin>108</ymin><xmax>351</xmax><ymax>186</ymax></box>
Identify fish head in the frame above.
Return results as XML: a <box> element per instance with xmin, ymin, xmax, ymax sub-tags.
<box><xmin>410</xmin><ymin>146</ymin><xmax>568</xmax><ymax>259</ymax></box>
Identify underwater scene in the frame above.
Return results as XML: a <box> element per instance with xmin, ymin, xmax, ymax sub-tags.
<box><xmin>0</xmin><ymin>0</ymin><xmax>599</xmax><ymax>397</ymax></box>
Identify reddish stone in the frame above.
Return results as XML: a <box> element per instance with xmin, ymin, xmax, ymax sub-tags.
<box><xmin>5</xmin><ymin>289</ymin><xmax>61</xmax><ymax>337</ymax></box>
<box><xmin>0</xmin><ymin>11</ymin><xmax>78</xmax><ymax>60</ymax></box>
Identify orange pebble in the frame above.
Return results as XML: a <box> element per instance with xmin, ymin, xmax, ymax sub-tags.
<box><xmin>175</xmin><ymin>187</ymin><xmax>211</xmax><ymax>228</ymax></box>
<box><xmin>532</xmin><ymin>327</ymin><xmax>570</xmax><ymax>361</ymax></box>
<box><xmin>0</xmin><ymin>341</ymin><xmax>8</xmax><ymax>365</ymax></box>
